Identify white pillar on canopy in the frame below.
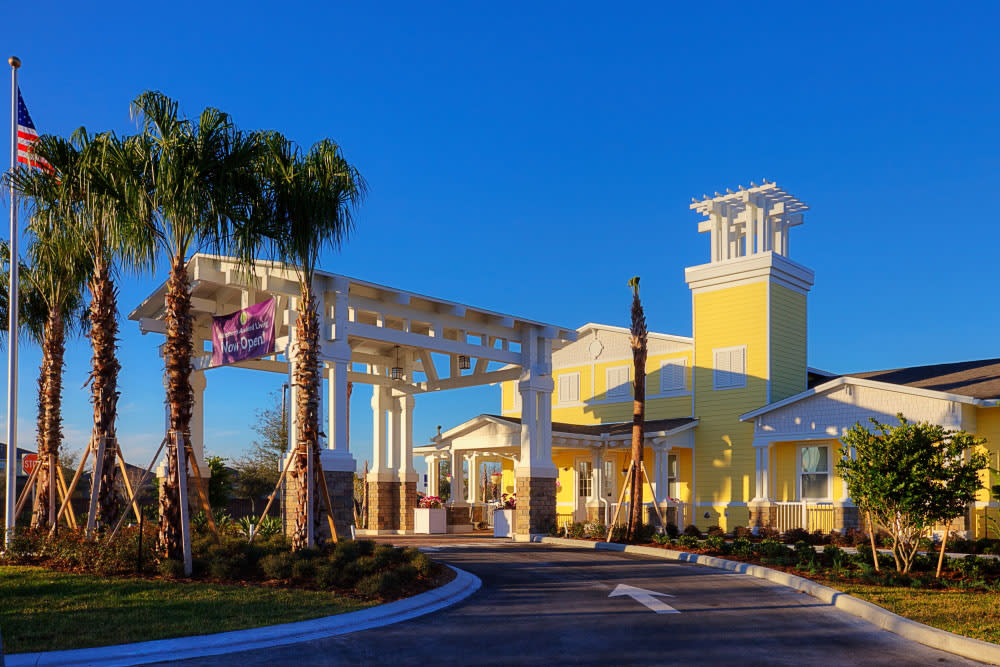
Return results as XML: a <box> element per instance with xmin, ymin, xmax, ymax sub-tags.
<box><xmin>450</xmin><ymin>449</ymin><xmax>467</xmax><ymax>507</ymax></box>
<box><xmin>188</xmin><ymin>370</ymin><xmax>208</xmax><ymax>475</ymax></box>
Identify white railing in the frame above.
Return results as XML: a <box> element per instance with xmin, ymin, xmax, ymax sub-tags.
<box><xmin>775</xmin><ymin>501</ymin><xmax>834</xmax><ymax>533</ymax></box>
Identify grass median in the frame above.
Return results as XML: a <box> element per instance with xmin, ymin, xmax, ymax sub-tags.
<box><xmin>0</xmin><ymin>565</ymin><xmax>375</xmax><ymax>654</ymax></box>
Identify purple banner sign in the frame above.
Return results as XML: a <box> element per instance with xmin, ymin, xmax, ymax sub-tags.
<box><xmin>211</xmin><ymin>298</ymin><xmax>276</xmax><ymax>367</ymax></box>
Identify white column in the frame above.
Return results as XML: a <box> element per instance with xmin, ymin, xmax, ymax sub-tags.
<box><xmin>426</xmin><ymin>456</ymin><xmax>439</xmax><ymax>496</ymax></box>
<box><xmin>652</xmin><ymin>446</ymin><xmax>668</xmax><ymax>503</ymax></box>
<box><xmin>588</xmin><ymin>447</ymin><xmax>602</xmax><ymax>507</ymax></box>
<box><xmin>368</xmin><ymin>383</ymin><xmax>392</xmax><ymax>480</ymax></box>
<box><xmin>515</xmin><ymin>329</ymin><xmax>557</xmax><ymax>480</ymax></box>
<box><xmin>752</xmin><ymin>441</ymin><xmax>772</xmax><ymax>502</ymax></box>
<box><xmin>322</xmin><ymin>358</ymin><xmax>355</xmax><ymax>472</ymax></box>
<box><xmin>387</xmin><ymin>395</ymin><xmax>401</xmax><ymax>472</ymax></box>
<box><xmin>468</xmin><ymin>454</ymin><xmax>481</xmax><ymax>503</ymax></box>
<box><xmin>450</xmin><ymin>450</ymin><xmax>467</xmax><ymax>506</ymax></box>
<box><xmin>398</xmin><ymin>394</ymin><xmax>416</xmax><ymax>481</ymax></box>
<box><xmin>287</xmin><ymin>329</ymin><xmax>298</xmax><ymax>454</ymax></box>
<box><xmin>188</xmin><ymin>370</ymin><xmax>208</xmax><ymax>476</ymax></box>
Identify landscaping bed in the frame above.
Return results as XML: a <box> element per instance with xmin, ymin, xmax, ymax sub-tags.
<box><xmin>0</xmin><ymin>526</ymin><xmax>452</xmax><ymax>654</ymax></box>
<box><xmin>556</xmin><ymin>522</ymin><xmax>1000</xmax><ymax>644</ymax></box>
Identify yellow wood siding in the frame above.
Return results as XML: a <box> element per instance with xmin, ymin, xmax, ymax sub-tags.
<box><xmin>769</xmin><ymin>284</ymin><xmax>807</xmax><ymax>402</ymax></box>
<box><xmin>692</xmin><ymin>281</ymin><xmax>769</xmax><ymax>526</ymax></box>
<box><xmin>974</xmin><ymin>406</ymin><xmax>1000</xmax><ymax>507</ymax></box>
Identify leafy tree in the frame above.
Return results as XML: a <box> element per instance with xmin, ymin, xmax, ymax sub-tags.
<box><xmin>233</xmin><ymin>392</ymin><xmax>288</xmax><ymax>514</ymax></box>
<box><xmin>626</xmin><ymin>276</ymin><xmax>647</xmax><ymax>541</ymax></box>
<box><xmin>255</xmin><ymin>132</ymin><xmax>364</xmax><ymax>549</ymax></box>
<box><xmin>206</xmin><ymin>456</ymin><xmax>234</xmax><ymax>510</ymax></box>
<box><xmin>837</xmin><ymin>415</ymin><xmax>988</xmax><ymax>573</ymax></box>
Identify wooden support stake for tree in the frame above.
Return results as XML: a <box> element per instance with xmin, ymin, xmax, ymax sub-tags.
<box><xmin>106</xmin><ymin>436</ymin><xmax>168</xmax><ymax>542</ymax></box>
<box><xmin>184</xmin><ymin>446</ymin><xmax>219</xmax><ymax>540</ymax></box>
<box><xmin>640</xmin><ymin>462</ymin><xmax>667</xmax><ymax>530</ymax></box>
<box><xmin>13</xmin><ymin>463</ymin><xmax>42</xmax><ymax>523</ymax></box>
<box><xmin>936</xmin><ymin>525</ymin><xmax>950</xmax><ymax>579</ymax></box>
<box><xmin>867</xmin><ymin>511</ymin><xmax>880</xmax><ymax>572</ymax></box>
<box><xmin>47</xmin><ymin>453</ymin><xmax>56</xmax><ymax>525</ymax></box>
<box><xmin>313</xmin><ymin>454</ymin><xmax>339</xmax><ymax>543</ymax></box>
<box><xmin>55</xmin><ymin>465</ymin><xmax>77</xmax><ymax>529</ymax></box>
<box><xmin>249</xmin><ymin>449</ymin><xmax>297</xmax><ymax>544</ymax></box>
<box><xmin>174</xmin><ymin>432</ymin><xmax>193</xmax><ymax>577</ymax></box>
<box><xmin>115</xmin><ymin>449</ymin><xmax>143</xmax><ymax>525</ymax></box>
<box><xmin>606</xmin><ymin>460</ymin><xmax>635</xmax><ymax>542</ymax></box>
<box><xmin>85</xmin><ymin>437</ymin><xmax>108</xmax><ymax>539</ymax></box>
<box><xmin>53</xmin><ymin>443</ymin><xmax>92</xmax><ymax>535</ymax></box>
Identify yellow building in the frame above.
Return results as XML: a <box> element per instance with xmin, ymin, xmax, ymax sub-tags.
<box><xmin>417</xmin><ymin>181</ymin><xmax>999</xmax><ymax>538</ymax></box>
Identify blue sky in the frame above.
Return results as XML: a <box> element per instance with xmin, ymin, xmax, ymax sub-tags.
<box><xmin>3</xmin><ymin>2</ymin><xmax>999</xmax><ymax>474</ymax></box>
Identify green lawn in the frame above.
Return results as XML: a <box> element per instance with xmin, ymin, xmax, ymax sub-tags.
<box><xmin>0</xmin><ymin>566</ymin><xmax>375</xmax><ymax>654</ymax></box>
<box><xmin>819</xmin><ymin>580</ymin><xmax>1000</xmax><ymax>645</ymax></box>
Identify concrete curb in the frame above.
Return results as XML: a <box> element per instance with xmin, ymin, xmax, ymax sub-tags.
<box><xmin>5</xmin><ymin>565</ymin><xmax>481</xmax><ymax>667</ymax></box>
<box><xmin>537</xmin><ymin>537</ymin><xmax>1000</xmax><ymax>666</ymax></box>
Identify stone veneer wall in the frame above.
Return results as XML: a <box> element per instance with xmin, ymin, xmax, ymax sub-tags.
<box><xmin>281</xmin><ymin>470</ymin><xmax>356</xmax><ymax>542</ymax></box>
<box><xmin>515</xmin><ymin>476</ymin><xmax>556</xmax><ymax>535</ymax></box>
<box><xmin>398</xmin><ymin>481</ymin><xmax>417</xmax><ymax>532</ymax></box>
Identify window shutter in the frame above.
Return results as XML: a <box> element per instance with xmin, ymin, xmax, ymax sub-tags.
<box><xmin>662</xmin><ymin>359</ymin><xmax>686</xmax><ymax>392</ymax></box>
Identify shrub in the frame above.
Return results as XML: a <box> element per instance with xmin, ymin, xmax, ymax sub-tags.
<box><xmin>706</xmin><ymin>525</ymin><xmax>725</xmax><ymax>537</ymax></box>
<box><xmin>732</xmin><ymin>537</ymin><xmax>754</xmax><ymax>557</ymax></box>
<box><xmin>260</xmin><ymin>552</ymin><xmax>295</xmax><ymax>580</ymax></box>
<box><xmin>782</xmin><ymin>528</ymin><xmax>810</xmax><ymax>544</ymax></box>
<box><xmin>292</xmin><ymin>558</ymin><xmax>317</xmax><ymax>581</ymax></box>
<box><xmin>703</xmin><ymin>535</ymin><xmax>726</xmax><ymax>551</ymax></box>
<box><xmin>652</xmin><ymin>533</ymin><xmax>670</xmax><ymax>546</ymax></box>
<box><xmin>315</xmin><ymin>562</ymin><xmax>338</xmax><ymax>589</ymax></box>
<box><xmin>756</xmin><ymin>539</ymin><xmax>791</xmax><ymax>559</ymax></box>
<box><xmin>683</xmin><ymin>524</ymin><xmax>702</xmax><ymax>538</ymax></box>
<box><xmin>664</xmin><ymin>523</ymin><xmax>680</xmax><ymax>538</ymax></box>
<box><xmin>586</xmin><ymin>522</ymin><xmax>607</xmax><ymax>539</ymax></box>
<box><xmin>731</xmin><ymin>525</ymin><xmax>752</xmax><ymax>539</ymax></box>
<box><xmin>758</xmin><ymin>527</ymin><xmax>779</xmax><ymax>540</ymax></box>
<box><xmin>333</xmin><ymin>539</ymin><xmax>360</xmax><ymax>565</ymax></box>
<box><xmin>822</xmin><ymin>544</ymin><xmax>844</xmax><ymax>565</ymax></box>
<box><xmin>356</xmin><ymin>570</ymin><xmax>402</xmax><ymax>598</ymax></box>
<box><xmin>677</xmin><ymin>535</ymin><xmax>700</xmax><ymax>548</ymax></box>
<box><xmin>794</xmin><ymin>540</ymin><xmax>817</xmax><ymax>564</ymax></box>
<box><xmin>568</xmin><ymin>522</ymin><xmax>587</xmax><ymax>539</ymax></box>
<box><xmin>159</xmin><ymin>558</ymin><xmax>185</xmax><ymax>578</ymax></box>
<box><xmin>409</xmin><ymin>551</ymin><xmax>434</xmax><ymax>577</ymax></box>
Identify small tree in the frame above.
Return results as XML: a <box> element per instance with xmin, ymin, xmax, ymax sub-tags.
<box><xmin>206</xmin><ymin>456</ymin><xmax>234</xmax><ymax>511</ymax></box>
<box><xmin>837</xmin><ymin>415</ymin><xmax>988</xmax><ymax>574</ymax></box>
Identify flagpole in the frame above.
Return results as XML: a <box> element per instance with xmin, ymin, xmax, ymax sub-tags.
<box><xmin>4</xmin><ymin>55</ymin><xmax>20</xmax><ymax>548</ymax></box>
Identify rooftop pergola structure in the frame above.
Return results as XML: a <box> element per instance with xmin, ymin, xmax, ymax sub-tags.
<box><xmin>130</xmin><ymin>253</ymin><xmax>577</xmax><ymax>538</ymax></box>
<box><xmin>690</xmin><ymin>180</ymin><xmax>808</xmax><ymax>262</ymax></box>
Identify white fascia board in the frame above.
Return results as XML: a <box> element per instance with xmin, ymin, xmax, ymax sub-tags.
<box><xmin>739</xmin><ymin>376</ymin><xmax>985</xmax><ymax>423</ymax></box>
<box><xmin>807</xmin><ymin>366</ymin><xmax>839</xmax><ymax>378</ymax></box>
<box><xmin>577</xmin><ymin>322</ymin><xmax>693</xmax><ymax>344</ymax></box>
<box><xmin>685</xmin><ymin>251</ymin><xmax>814</xmax><ymax>294</ymax></box>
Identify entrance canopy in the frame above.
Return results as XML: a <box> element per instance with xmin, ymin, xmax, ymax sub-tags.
<box><xmin>128</xmin><ymin>253</ymin><xmax>577</xmax><ymax>489</ymax></box>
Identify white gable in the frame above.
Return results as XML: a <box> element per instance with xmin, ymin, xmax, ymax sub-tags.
<box><xmin>753</xmin><ymin>382</ymin><xmax>976</xmax><ymax>442</ymax></box>
<box><xmin>554</xmin><ymin>324</ymin><xmax>692</xmax><ymax>369</ymax></box>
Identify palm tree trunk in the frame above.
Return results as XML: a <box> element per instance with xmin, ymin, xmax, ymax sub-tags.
<box><xmin>32</xmin><ymin>309</ymin><xmax>66</xmax><ymax>528</ymax></box>
<box><xmin>88</xmin><ymin>260</ymin><xmax>122</xmax><ymax>529</ymax></box>
<box><xmin>291</xmin><ymin>286</ymin><xmax>322</xmax><ymax>550</ymax></box>
<box><xmin>158</xmin><ymin>257</ymin><xmax>193</xmax><ymax>560</ymax></box>
<box><xmin>627</xmin><ymin>282</ymin><xmax>647</xmax><ymax>541</ymax></box>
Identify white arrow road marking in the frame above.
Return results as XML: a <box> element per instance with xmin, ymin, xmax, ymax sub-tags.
<box><xmin>608</xmin><ymin>584</ymin><xmax>680</xmax><ymax>614</ymax></box>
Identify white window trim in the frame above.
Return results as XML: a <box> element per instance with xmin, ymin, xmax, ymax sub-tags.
<box><xmin>712</xmin><ymin>345</ymin><xmax>747</xmax><ymax>391</ymax></box>
<box><xmin>606</xmin><ymin>365</ymin><xmax>631</xmax><ymax>400</ymax></box>
<box><xmin>511</xmin><ymin>383</ymin><xmax>522</xmax><ymax>412</ymax></box>
<box><xmin>557</xmin><ymin>372</ymin><xmax>582</xmax><ymax>406</ymax></box>
<box><xmin>797</xmin><ymin>444</ymin><xmax>833</xmax><ymax>502</ymax></box>
<box><xmin>658</xmin><ymin>357</ymin><xmax>688</xmax><ymax>396</ymax></box>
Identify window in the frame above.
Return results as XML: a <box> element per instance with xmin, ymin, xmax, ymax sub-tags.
<box><xmin>667</xmin><ymin>453</ymin><xmax>678</xmax><ymax>499</ymax></box>
<box><xmin>713</xmin><ymin>346</ymin><xmax>746</xmax><ymax>390</ymax></box>
<box><xmin>578</xmin><ymin>460</ymin><xmax>592</xmax><ymax>498</ymax></box>
<box><xmin>603</xmin><ymin>460</ymin><xmax>615</xmax><ymax>497</ymax></box>
<box><xmin>607</xmin><ymin>366</ymin><xmax>631</xmax><ymax>399</ymax></box>
<box><xmin>660</xmin><ymin>358</ymin><xmax>687</xmax><ymax>393</ymax></box>
<box><xmin>558</xmin><ymin>373</ymin><xmax>580</xmax><ymax>404</ymax></box>
<box><xmin>800</xmin><ymin>445</ymin><xmax>830</xmax><ymax>499</ymax></box>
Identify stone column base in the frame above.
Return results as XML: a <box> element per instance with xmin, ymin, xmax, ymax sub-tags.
<box><xmin>367</xmin><ymin>480</ymin><xmax>400</xmax><ymax>532</ymax></box>
<box><xmin>324</xmin><ymin>470</ymin><xmax>355</xmax><ymax>540</ymax></box>
<box><xmin>515</xmin><ymin>476</ymin><xmax>556</xmax><ymax>537</ymax></box>
<box><xmin>445</xmin><ymin>504</ymin><xmax>474</xmax><ymax>532</ymax></box>
<box><xmin>833</xmin><ymin>504</ymin><xmax>859</xmax><ymax>534</ymax></box>
<box><xmin>398</xmin><ymin>481</ymin><xmax>417</xmax><ymax>532</ymax></box>
<box><xmin>748</xmin><ymin>501</ymin><xmax>777</xmax><ymax>534</ymax></box>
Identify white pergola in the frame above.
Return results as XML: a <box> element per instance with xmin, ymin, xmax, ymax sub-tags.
<box><xmin>129</xmin><ymin>254</ymin><xmax>577</xmax><ymax>528</ymax></box>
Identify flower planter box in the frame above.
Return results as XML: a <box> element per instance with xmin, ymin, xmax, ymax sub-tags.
<box><xmin>414</xmin><ymin>507</ymin><xmax>447</xmax><ymax>534</ymax></box>
<box><xmin>493</xmin><ymin>508</ymin><xmax>514</xmax><ymax>537</ymax></box>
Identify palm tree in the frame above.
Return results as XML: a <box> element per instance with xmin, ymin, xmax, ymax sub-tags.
<box><xmin>128</xmin><ymin>91</ymin><xmax>261</xmax><ymax>560</ymax></box>
<box><xmin>23</xmin><ymin>215</ymin><xmax>90</xmax><ymax>527</ymax></box>
<box><xmin>256</xmin><ymin>132</ymin><xmax>364</xmax><ymax>549</ymax></box>
<box><xmin>626</xmin><ymin>276</ymin><xmax>647</xmax><ymax>541</ymax></box>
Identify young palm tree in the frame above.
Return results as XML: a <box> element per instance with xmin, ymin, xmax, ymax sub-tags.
<box><xmin>128</xmin><ymin>91</ymin><xmax>261</xmax><ymax>559</ymax></box>
<box><xmin>256</xmin><ymin>132</ymin><xmax>364</xmax><ymax>550</ymax></box>
<box><xmin>626</xmin><ymin>276</ymin><xmax>647</xmax><ymax>541</ymax></box>
<box><xmin>23</xmin><ymin>215</ymin><xmax>90</xmax><ymax>527</ymax></box>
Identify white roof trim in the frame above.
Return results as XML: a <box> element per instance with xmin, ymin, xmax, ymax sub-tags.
<box><xmin>577</xmin><ymin>322</ymin><xmax>692</xmax><ymax>345</ymax></box>
<box><xmin>739</xmin><ymin>376</ymin><xmax>988</xmax><ymax>422</ymax></box>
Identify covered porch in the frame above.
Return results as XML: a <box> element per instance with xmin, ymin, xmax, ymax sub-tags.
<box><xmin>418</xmin><ymin>414</ymin><xmax>698</xmax><ymax>533</ymax></box>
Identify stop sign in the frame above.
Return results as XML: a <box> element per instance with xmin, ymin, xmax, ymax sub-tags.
<box><xmin>22</xmin><ymin>453</ymin><xmax>38</xmax><ymax>475</ymax></box>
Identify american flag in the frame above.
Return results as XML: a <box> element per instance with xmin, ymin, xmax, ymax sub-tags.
<box><xmin>16</xmin><ymin>88</ymin><xmax>53</xmax><ymax>173</ymax></box>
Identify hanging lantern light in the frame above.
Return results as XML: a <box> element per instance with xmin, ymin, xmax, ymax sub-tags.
<box><xmin>391</xmin><ymin>346</ymin><xmax>403</xmax><ymax>380</ymax></box>
<box><xmin>458</xmin><ymin>355</ymin><xmax>471</xmax><ymax>370</ymax></box>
